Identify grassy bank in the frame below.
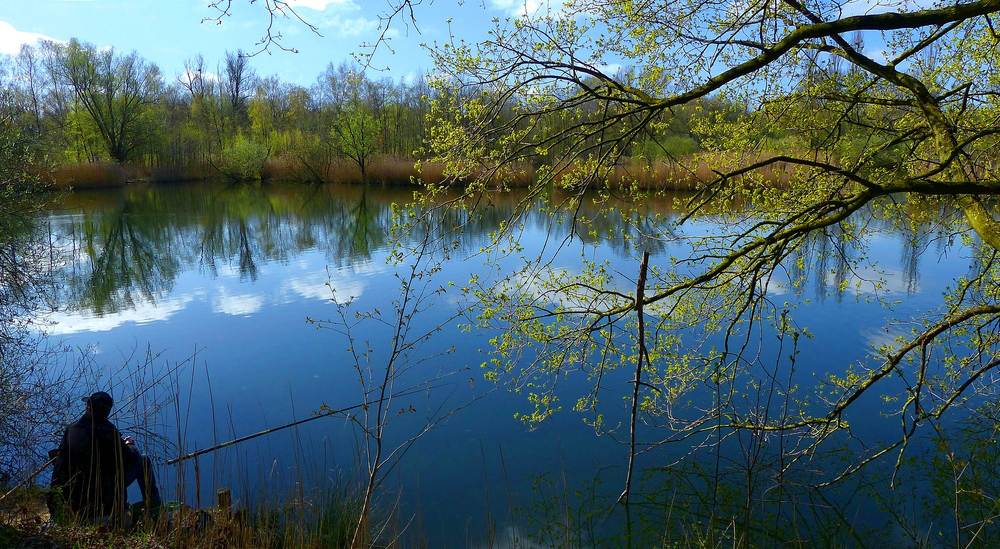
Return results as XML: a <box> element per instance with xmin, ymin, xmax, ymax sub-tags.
<box><xmin>0</xmin><ymin>482</ymin><xmax>384</xmax><ymax>549</ymax></box>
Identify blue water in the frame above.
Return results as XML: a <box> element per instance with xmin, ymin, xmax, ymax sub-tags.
<box><xmin>36</xmin><ymin>182</ymin><xmax>978</xmax><ymax>546</ymax></box>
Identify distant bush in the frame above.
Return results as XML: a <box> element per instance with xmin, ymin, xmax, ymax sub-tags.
<box><xmin>218</xmin><ymin>137</ymin><xmax>270</xmax><ymax>181</ymax></box>
<box><xmin>636</xmin><ymin>135</ymin><xmax>702</xmax><ymax>159</ymax></box>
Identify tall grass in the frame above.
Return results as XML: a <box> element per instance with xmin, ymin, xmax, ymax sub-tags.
<box><xmin>0</xmin><ymin>343</ymin><xmax>407</xmax><ymax>549</ymax></box>
<box><xmin>414</xmin><ymin>161</ymin><xmax>535</xmax><ymax>189</ymax></box>
<box><xmin>43</xmin><ymin>163</ymin><xmax>127</xmax><ymax>190</ymax></box>
<box><xmin>265</xmin><ymin>157</ymin><xmax>532</xmax><ymax>186</ymax></box>
<box><xmin>549</xmin><ymin>153</ymin><xmax>797</xmax><ymax>192</ymax></box>
<box><xmin>38</xmin><ymin>157</ymin><xmax>539</xmax><ymax>188</ymax></box>
<box><xmin>38</xmin><ymin>152</ymin><xmax>802</xmax><ymax>191</ymax></box>
<box><xmin>162</xmin><ymin>359</ymin><xmax>410</xmax><ymax>549</ymax></box>
<box><xmin>1</xmin><ymin>485</ymin><xmax>373</xmax><ymax>549</ymax></box>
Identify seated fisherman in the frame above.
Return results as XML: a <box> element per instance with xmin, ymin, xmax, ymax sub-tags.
<box><xmin>49</xmin><ymin>391</ymin><xmax>161</xmax><ymax>522</ymax></box>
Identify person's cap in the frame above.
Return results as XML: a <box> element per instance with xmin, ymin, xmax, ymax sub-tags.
<box><xmin>82</xmin><ymin>391</ymin><xmax>114</xmax><ymax>415</ymax></box>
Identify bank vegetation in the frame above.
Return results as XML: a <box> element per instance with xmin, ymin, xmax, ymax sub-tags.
<box><xmin>0</xmin><ymin>38</ymin><xmax>865</xmax><ymax>191</ymax></box>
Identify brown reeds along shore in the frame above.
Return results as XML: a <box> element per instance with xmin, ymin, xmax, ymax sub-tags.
<box><xmin>604</xmin><ymin>156</ymin><xmax>793</xmax><ymax>190</ymax></box>
<box><xmin>39</xmin><ymin>152</ymin><xmax>800</xmax><ymax>191</ymax></box>
<box><xmin>38</xmin><ymin>158</ymin><xmax>508</xmax><ymax>188</ymax></box>
<box><xmin>546</xmin><ymin>154</ymin><xmax>796</xmax><ymax>192</ymax></box>
<box><xmin>41</xmin><ymin>158</ymin><xmax>440</xmax><ymax>188</ymax></box>
<box><xmin>41</xmin><ymin>163</ymin><xmax>128</xmax><ymax>190</ymax></box>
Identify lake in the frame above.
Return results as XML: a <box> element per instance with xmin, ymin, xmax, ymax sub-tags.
<box><xmin>35</xmin><ymin>180</ymin><xmax>979</xmax><ymax>547</ymax></box>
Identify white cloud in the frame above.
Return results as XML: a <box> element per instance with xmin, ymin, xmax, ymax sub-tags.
<box><xmin>597</xmin><ymin>62</ymin><xmax>623</xmax><ymax>77</ymax></box>
<box><xmin>490</xmin><ymin>0</ymin><xmax>565</xmax><ymax>18</ymax></box>
<box><xmin>493</xmin><ymin>263</ymin><xmax>637</xmax><ymax>311</ymax></box>
<box><xmin>840</xmin><ymin>0</ymin><xmax>908</xmax><ymax>17</ymax></box>
<box><xmin>324</xmin><ymin>15</ymin><xmax>382</xmax><ymax>37</ymax></box>
<box><xmin>401</xmin><ymin>71</ymin><xmax>420</xmax><ymax>84</ymax></box>
<box><xmin>862</xmin><ymin>326</ymin><xmax>907</xmax><ymax>354</ymax></box>
<box><xmin>213</xmin><ymin>291</ymin><xmax>265</xmax><ymax>316</ymax></box>
<box><xmin>45</xmin><ymin>295</ymin><xmax>196</xmax><ymax>335</ymax></box>
<box><xmin>177</xmin><ymin>69</ymin><xmax>220</xmax><ymax>87</ymax></box>
<box><xmin>286</xmin><ymin>0</ymin><xmax>353</xmax><ymax>11</ymax></box>
<box><xmin>276</xmin><ymin>254</ymin><xmax>381</xmax><ymax>303</ymax></box>
<box><xmin>758</xmin><ymin>261</ymin><xmax>917</xmax><ymax>299</ymax></box>
<box><xmin>0</xmin><ymin>21</ymin><xmax>61</xmax><ymax>55</ymax></box>
<box><xmin>839</xmin><ymin>0</ymin><xmax>939</xmax><ymax>17</ymax></box>
<box><xmin>286</xmin><ymin>272</ymin><xmax>349</xmax><ymax>301</ymax></box>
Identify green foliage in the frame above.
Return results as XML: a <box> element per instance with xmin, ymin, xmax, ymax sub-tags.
<box><xmin>417</xmin><ymin>1</ymin><xmax>1000</xmax><ymax>540</ymax></box>
<box><xmin>0</xmin><ymin>44</ymin><xmax>438</xmax><ymax>182</ymax></box>
<box><xmin>635</xmin><ymin>135</ymin><xmax>701</xmax><ymax>159</ymax></box>
<box><xmin>54</xmin><ymin>39</ymin><xmax>162</xmax><ymax>164</ymax></box>
<box><xmin>64</xmin><ymin>107</ymin><xmax>105</xmax><ymax>163</ymax></box>
<box><xmin>219</xmin><ymin>135</ymin><xmax>270</xmax><ymax>181</ymax></box>
<box><xmin>329</xmin><ymin>98</ymin><xmax>380</xmax><ymax>181</ymax></box>
<box><xmin>0</xmin><ymin>37</ymin><xmax>773</xmax><ymax>186</ymax></box>
<box><xmin>0</xmin><ymin>75</ymin><xmax>49</xmax><ymax>358</ymax></box>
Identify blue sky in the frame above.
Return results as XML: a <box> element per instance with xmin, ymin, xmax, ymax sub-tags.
<box><xmin>0</xmin><ymin>0</ymin><xmax>530</xmax><ymax>87</ymax></box>
<box><xmin>0</xmin><ymin>0</ymin><xmax>920</xmax><ymax>90</ymax></box>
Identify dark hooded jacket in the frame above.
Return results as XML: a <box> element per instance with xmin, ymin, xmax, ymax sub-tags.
<box><xmin>50</xmin><ymin>411</ymin><xmax>133</xmax><ymax>519</ymax></box>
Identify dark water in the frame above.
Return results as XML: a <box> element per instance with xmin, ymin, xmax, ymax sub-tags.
<box><xmin>35</xmin><ymin>181</ymin><xmax>974</xmax><ymax>546</ymax></box>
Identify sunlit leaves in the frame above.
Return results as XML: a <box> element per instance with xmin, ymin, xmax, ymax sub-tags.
<box><xmin>419</xmin><ymin>0</ymin><xmax>1000</xmax><ymax>506</ymax></box>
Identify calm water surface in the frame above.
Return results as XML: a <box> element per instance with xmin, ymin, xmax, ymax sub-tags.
<box><xmin>37</xmin><ymin>181</ymin><xmax>973</xmax><ymax>546</ymax></box>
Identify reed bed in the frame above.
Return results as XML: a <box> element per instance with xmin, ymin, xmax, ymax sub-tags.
<box><xmin>319</xmin><ymin>158</ymin><xmax>426</xmax><ymax>186</ymax></box>
<box><xmin>43</xmin><ymin>163</ymin><xmax>127</xmax><ymax>190</ymax></box>
<box><xmin>229</xmin><ymin>156</ymin><xmax>535</xmax><ymax>187</ymax></box>
<box><xmin>259</xmin><ymin>157</ymin><xmax>419</xmax><ymax>185</ymax></box>
<box><xmin>549</xmin><ymin>153</ymin><xmax>797</xmax><ymax>192</ymax></box>
<box><xmin>38</xmin><ymin>152</ymin><xmax>803</xmax><ymax>191</ymax></box>
<box><xmin>618</xmin><ymin>155</ymin><xmax>795</xmax><ymax>190</ymax></box>
<box><xmin>364</xmin><ymin>157</ymin><xmax>422</xmax><ymax>185</ymax></box>
<box><xmin>41</xmin><ymin>162</ymin><xmax>220</xmax><ymax>188</ymax></box>
<box><xmin>415</xmin><ymin>161</ymin><xmax>534</xmax><ymax>189</ymax></box>
<box><xmin>261</xmin><ymin>155</ymin><xmax>316</xmax><ymax>183</ymax></box>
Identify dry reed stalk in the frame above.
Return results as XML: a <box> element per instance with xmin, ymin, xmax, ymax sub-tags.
<box><xmin>546</xmin><ymin>152</ymin><xmax>798</xmax><ymax>192</ymax></box>
<box><xmin>322</xmin><ymin>161</ymin><xmax>364</xmax><ymax>184</ymax></box>
<box><xmin>367</xmin><ymin>157</ymin><xmax>420</xmax><ymax>185</ymax></box>
<box><xmin>261</xmin><ymin>156</ymin><xmax>303</xmax><ymax>182</ymax></box>
<box><xmin>44</xmin><ymin>163</ymin><xmax>126</xmax><ymax>189</ymax></box>
<box><xmin>415</xmin><ymin>162</ymin><xmax>448</xmax><ymax>185</ymax></box>
<box><xmin>410</xmin><ymin>161</ymin><xmax>534</xmax><ymax>189</ymax></box>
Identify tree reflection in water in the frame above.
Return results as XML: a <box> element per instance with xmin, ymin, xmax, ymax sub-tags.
<box><xmin>48</xmin><ymin>182</ymin><xmax>933</xmax><ymax>320</ymax></box>
<box><xmin>37</xmin><ymin>182</ymin><xmax>978</xmax><ymax>546</ymax></box>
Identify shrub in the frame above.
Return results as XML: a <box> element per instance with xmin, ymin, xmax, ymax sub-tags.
<box><xmin>218</xmin><ymin>137</ymin><xmax>270</xmax><ymax>182</ymax></box>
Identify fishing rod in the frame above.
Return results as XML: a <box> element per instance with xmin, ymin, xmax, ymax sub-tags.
<box><xmin>165</xmin><ymin>382</ymin><xmax>450</xmax><ymax>466</ymax></box>
<box><xmin>166</xmin><ymin>403</ymin><xmax>360</xmax><ymax>465</ymax></box>
<box><xmin>0</xmin><ymin>456</ymin><xmax>57</xmax><ymax>507</ymax></box>
<box><xmin>0</xmin><ymin>379</ymin><xmax>458</xmax><ymax>494</ymax></box>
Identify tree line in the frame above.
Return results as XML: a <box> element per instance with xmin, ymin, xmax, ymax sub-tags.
<box><xmin>0</xmin><ymin>39</ymin><xmax>436</xmax><ymax>183</ymax></box>
<box><xmin>0</xmin><ymin>38</ymin><xmax>749</xmax><ymax>187</ymax></box>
